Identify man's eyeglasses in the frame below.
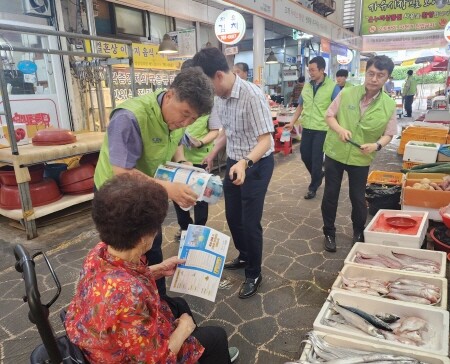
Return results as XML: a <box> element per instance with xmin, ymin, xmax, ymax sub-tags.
<box><xmin>366</xmin><ymin>71</ymin><xmax>388</xmax><ymax>80</ymax></box>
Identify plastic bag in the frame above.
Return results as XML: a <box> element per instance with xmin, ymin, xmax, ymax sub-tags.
<box><xmin>365</xmin><ymin>184</ymin><xmax>401</xmax><ymax>200</ymax></box>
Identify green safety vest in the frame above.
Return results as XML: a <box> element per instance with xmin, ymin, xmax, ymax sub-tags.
<box><xmin>94</xmin><ymin>90</ymin><xmax>184</xmax><ymax>188</ymax></box>
<box><xmin>402</xmin><ymin>76</ymin><xmax>417</xmax><ymax>96</ymax></box>
<box><xmin>323</xmin><ymin>85</ymin><xmax>395</xmax><ymax>166</ymax></box>
<box><xmin>300</xmin><ymin>76</ymin><xmax>336</xmax><ymax>131</ymax></box>
<box><xmin>183</xmin><ymin>114</ymin><xmax>213</xmax><ymax>165</ymax></box>
<box><xmin>344</xmin><ymin>82</ymin><xmax>353</xmax><ymax>88</ymax></box>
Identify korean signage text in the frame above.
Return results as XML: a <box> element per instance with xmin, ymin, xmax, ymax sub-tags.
<box><xmin>215</xmin><ymin>10</ymin><xmax>247</xmax><ymax>45</ymax></box>
<box><xmin>92</xmin><ymin>41</ymin><xmax>181</xmax><ymax>70</ymax></box>
<box><xmin>112</xmin><ymin>67</ymin><xmax>177</xmax><ymax>103</ymax></box>
<box><xmin>361</xmin><ymin>0</ymin><xmax>450</xmax><ymax>35</ymax></box>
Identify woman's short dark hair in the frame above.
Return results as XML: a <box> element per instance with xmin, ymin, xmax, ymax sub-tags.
<box><xmin>366</xmin><ymin>55</ymin><xmax>395</xmax><ymax>75</ymax></box>
<box><xmin>92</xmin><ymin>174</ymin><xmax>169</xmax><ymax>251</ymax></box>
<box><xmin>407</xmin><ymin>69</ymin><xmax>413</xmax><ymax>76</ymax></box>
<box><xmin>298</xmin><ymin>76</ymin><xmax>305</xmax><ymax>83</ymax></box>
<box><xmin>309</xmin><ymin>56</ymin><xmax>326</xmax><ymax>70</ymax></box>
<box><xmin>170</xmin><ymin>66</ymin><xmax>214</xmax><ymax>116</ymax></box>
<box><xmin>192</xmin><ymin>47</ymin><xmax>230</xmax><ymax>78</ymax></box>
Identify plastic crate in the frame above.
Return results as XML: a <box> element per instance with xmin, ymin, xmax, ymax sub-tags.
<box><xmin>398</xmin><ymin>126</ymin><xmax>448</xmax><ymax>154</ymax></box>
<box><xmin>367</xmin><ymin>171</ymin><xmax>403</xmax><ymax>185</ymax></box>
<box><xmin>402</xmin><ymin>161</ymin><xmax>423</xmax><ymax>170</ymax></box>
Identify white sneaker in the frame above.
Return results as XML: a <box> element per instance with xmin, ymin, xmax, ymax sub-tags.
<box><xmin>229</xmin><ymin>347</ymin><xmax>239</xmax><ymax>363</ymax></box>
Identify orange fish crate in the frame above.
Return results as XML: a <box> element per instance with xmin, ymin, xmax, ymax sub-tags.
<box><xmin>398</xmin><ymin>126</ymin><xmax>448</xmax><ymax>154</ymax></box>
<box><xmin>402</xmin><ymin>161</ymin><xmax>423</xmax><ymax>170</ymax></box>
<box><xmin>367</xmin><ymin>170</ymin><xmax>404</xmax><ymax>185</ymax></box>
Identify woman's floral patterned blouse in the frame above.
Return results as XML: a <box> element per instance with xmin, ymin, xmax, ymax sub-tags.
<box><xmin>65</xmin><ymin>242</ymin><xmax>204</xmax><ymax>363</ymax></box>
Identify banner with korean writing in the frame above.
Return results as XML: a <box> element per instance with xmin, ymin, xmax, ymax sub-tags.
<box><xmin>111</xmin><ymin>67</ymin><xmax>177</xmax><ymax>103</ymax></box>
<box><xmin>88</xmin><ymin>41</ymin><xmax>181</xmax><ymax>70</ymax></box>
<box><xmin>132</xmin><ymin>43</ymin><xmax>182</xmax><ymax>70</ymax></box>
<box><xmin>361</xmin><ymin>0</ymin><xmax>450</xmax><ymax>35</ymax></box>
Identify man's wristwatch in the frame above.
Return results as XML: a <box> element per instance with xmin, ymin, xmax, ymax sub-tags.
<box><xmin>243</xmin><ymin>157</ymin><xmax>254</xmax><ymax>168</ymax></box>
<box><xmin>376</xmin><ymin>142</ymin><xmax>382</xmax><ymax>151</ymax></box>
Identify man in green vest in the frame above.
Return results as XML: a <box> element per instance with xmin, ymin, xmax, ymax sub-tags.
<box><xmin>335</xmin><ymin>69</ymin><xmax>352</xmax><ymax>91</ymax></box>
<box><xmin>402</xmin><ymin>69</ymin><xmax>417</xmax><ymax>117</ymax></box>
<box><xmin>172</xmin><ymin>59</ymin><xmax>220</xmax><ymax>242</ymax></box>
<box><xmin>321</xmin><ymin>55</ymin><xmax>397</xmax><ymax>252</ymax></box>
<box><xmin>94</xmin><ymin>67</ymin><xmax>214</xmax><ymax>295</ymax></box>
<box><xmin>285</xmin><ymin>56</ymin><xmax>339</xmax><ymax>200</ymax></box>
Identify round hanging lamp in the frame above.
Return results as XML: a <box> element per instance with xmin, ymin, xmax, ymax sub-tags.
<box><xmin>266</xmin><ymin>51</ymin><xmax>278</xmax><ymax>64</ymax></box>
<box><xmin>158</xmin><ymin>34</ymin><xmax>178</xmax><ymax>54</ymax></box>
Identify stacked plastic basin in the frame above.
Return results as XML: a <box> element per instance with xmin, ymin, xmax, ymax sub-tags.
<box><xmin>300</xmin><ymin>210</ymin><xmax>449</xmax><ymax>364</ymax></box>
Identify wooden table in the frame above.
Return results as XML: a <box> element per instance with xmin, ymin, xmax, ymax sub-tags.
<box><xmin>0</xmin><ymin>132</ymin><xmax>105</xmax><ymax>239</ymax></box>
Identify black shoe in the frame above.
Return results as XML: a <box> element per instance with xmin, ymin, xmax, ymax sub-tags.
<box><xmin>224</xmin><ymin>257</ymin><xmax>248</xmax><ymax>270</ymax></box>
<box><xmin>174</xmin><ymin>229</ymin><xmax>182</xmax><ymax>242</ymax></box>
<box><xmin>239</xmin><ymin>275</ymin><xmax>262</xmax><ymax>299</ymax></box>
<box><xmin>304</xmin><ymin>190</ymin><xmax>316</xmax><ymax>199</ymax></box>
<box><xmin>324</xmin><ymin>235</ymin><xmax>336</xmax><ymax>252</ymax></box>
<box><xmin>352</xmin><ymin>231</ymin><xmax>365</xmax><ymax>244</ymax></box>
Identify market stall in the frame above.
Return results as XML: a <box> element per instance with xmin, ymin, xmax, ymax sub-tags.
<box><xmin>0</xmin><ymin>25</ymin><xmax>134</xmax><ymax>239</ymax></box>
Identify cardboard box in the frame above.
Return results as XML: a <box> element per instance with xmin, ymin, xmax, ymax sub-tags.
<box><xmin>313</xmin><ymin>291</ymin><xmax>449</xmax><ymax>356</ymax></box>
<box><xmin>345</xmin><ymin>242</ymin><xmax>447</xmax><ymax>277</ymax></box>
<box><xmin>332</xmin><ymin>264</ymin><xmax>447</xmax><ymax>309</ymax></box>
<box><xmin>364</xmin><ymin>209</ymin><xmax>428</xmax><ymax>249</ymax></box>
<box><xmin>402</xmin><ymin>173</ymin><xmax>450</xmax><ymax>209</ymax></box>
<box><xmin>300</xmin><ymin>331</ymin><xmax>450</xmax><ymax>364</ymax></box>
<box><xmin>0</xmin><ymin>124</ymin><xmax>47</xmax><ymax>149</ymax></box>
<box><xmin>403</xmin><ymin>141</ymin><xmax>440</xmax><ymax>163</ymax></box>
<box><xmin>0</xmin><ymin>123</ymin><xmax>29</xmax><ymax>148</ymax></box>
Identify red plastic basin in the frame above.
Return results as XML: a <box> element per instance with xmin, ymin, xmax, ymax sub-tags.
<box><xmin>0</xmin><ymin>164</ymin><xmax>45</xmax><ymax>186</ymax></box>
<box><xmin>0</xmin><ymin>178</ymin><xmax>62</xmax><ymax>210</ymax></box>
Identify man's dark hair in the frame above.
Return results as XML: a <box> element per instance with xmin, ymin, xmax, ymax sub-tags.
<box><xmin>169</xmin><ymin>66</ymin><xmax>213</xmax><ymax>116</ymax></box>
<box><xmin>92</xmin><ymin>174</ymin><xmax>168</xmax><ymax>251</ymax></box>
<box><xmin>298</xmin><ymin>76</ymin><xmax>305</xmax><ymax>83</ymax></box>
<box><xmin>366</xmin><ymin>55</ymin><xmax>395</xmax><ymax>75</ymax></box>
<box><xmin>336</xmin><ymin>69</ymin><xmax>349</xmax><ymax>78</ymax></box>
<box><xmin>234</xmin><ymin>62</ymin><xmax>249</xmax><ymax>73</ymax></box>
<box><xmin>309</xmin><ymin>56</ymin><xmax>326</xmax><ymax>70</ymax></box>
<box><xmin>407</xmin><ymin>69</ymin><xmax>413</xmax><ymax>76</ymax></box>
<box><xmin>181</xmin><ymin>59</ymin><xmax>194</xmax><ymax>70</ymax></box>
<box><xmin>192</xmin><ymin>47</ymin><xmax>230</xmax><ymax>78</ymax></box>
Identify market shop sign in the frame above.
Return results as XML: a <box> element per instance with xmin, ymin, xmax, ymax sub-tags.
<box><xmin>361</xmin><ymin>0</ymin><xmax>450</xmax><ymax>35</ymax></box>
<box><xmin>111</xmin><ymin>67</ymin><xmax>177</xmax><ymax>103</ymax></box>
<box><xmin>337</xmin><ymin>49</ymin><xmax>354</xmax><ymax>65</ymax></box>
<box><xmin>362</xmin><ymin>30</ymin><xmax>448</xmax><ymax>51</ymax></box>
<box><xmin>215</xmin><ymin>10</ymin><xmax>246</xmax><ymax>45</ymax></box>
<box><xmin>444</xmin><ymin>21</ymin><xmax>450</xmax><ymax>42</ymax></box>
<box><xmin>88</xmin><ymin>41</ymin><xmax>181</xmax><ymax>70</ymax></box>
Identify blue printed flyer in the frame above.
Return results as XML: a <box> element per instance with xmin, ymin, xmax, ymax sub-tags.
<box><xmin>170</xmin><ymin>224</ymin><xmax>230</xmax><ymax>302</ymax></box>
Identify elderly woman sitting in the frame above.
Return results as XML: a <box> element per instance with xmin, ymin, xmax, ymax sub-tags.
<box><xmin>65</xmin><ymin>173</ymin><xmax>238</xmax><ymax>363</ymax></box>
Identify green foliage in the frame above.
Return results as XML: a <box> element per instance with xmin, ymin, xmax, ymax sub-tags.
<box><xmin>391</xmin><ymin>65</ymin><xmax>446</xmax><ymax>84</ymax></box>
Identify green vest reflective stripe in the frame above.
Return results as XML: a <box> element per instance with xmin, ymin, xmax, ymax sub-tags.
<box><xmin>323</xmin><ymin>85</ymin><xmax>395</xmax><ymax>166</ymax></box>
<box><xmin>183</xmin><ymin>114</ymin><xmax>212</xmax><ymax>165</ymax></box>
<box><xmin>301</xmin><ymin>76</ymin><xmax>335</xmax><ymax>131</ymax></box>
<box><xmin>94</xmin><ymin>90</ymin><xmax>184</xmax><ymax>188</ymax></box>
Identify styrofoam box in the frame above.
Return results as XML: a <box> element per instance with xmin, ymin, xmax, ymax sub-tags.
<box><xmin>313</xmin><ymin>291</ymin><xmax>449</xmax><ymax>356</ymax></box>
<box><xmin>402</xmin><ymin>204</ymin><xmax>442</xmax><ymax>221</ymax></box>
<box><xmin>300</xmin><ymin>331</ymin><xmax>450</xmax><ymax>364</ymax></box>
<box><xmin>345</xmin><ymin>243</ymin><xmax>447</xmax><ymax>278</ymax></box>
<box><xmin>364</xmin><ymin>209</ymin><xmax>428</xmax><ymax>249</ymax></box>
<box><xmin>403</xmin><ymin>140</ymin><xmax>440</xmax><ymax>163</ymax></box>
<box><xmin>332</xmin><ymin>264</ymin><xmax>448</xmax><ymax>309</ymax></box>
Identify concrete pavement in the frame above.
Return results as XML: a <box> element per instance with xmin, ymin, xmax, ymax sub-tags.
<box><xmin>0</xmin><ymin>121</ymin><xmax>415</xmax><ymax>363</ymax></box>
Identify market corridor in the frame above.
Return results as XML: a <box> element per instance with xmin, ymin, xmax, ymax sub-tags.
<box><xmin>0</xmin><ymin>136</ymin><xmax>404</xmax><ymax>363</ymax></box>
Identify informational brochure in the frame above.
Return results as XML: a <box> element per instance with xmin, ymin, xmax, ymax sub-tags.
<box><xmin>170</xmin><ymin>224</ymin><xmax>230</xmax><ymax>302</ymax></box>
<box><xmin>154</xmin><ymin>162</ymin><xmax>211</xmax><ymax>208</ymax></box>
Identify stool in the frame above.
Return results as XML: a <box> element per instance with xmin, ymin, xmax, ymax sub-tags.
<box><xmin>273</xmin><ymin>126</ymin><xmax>292</xmax><ymax>156</ymax></box>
